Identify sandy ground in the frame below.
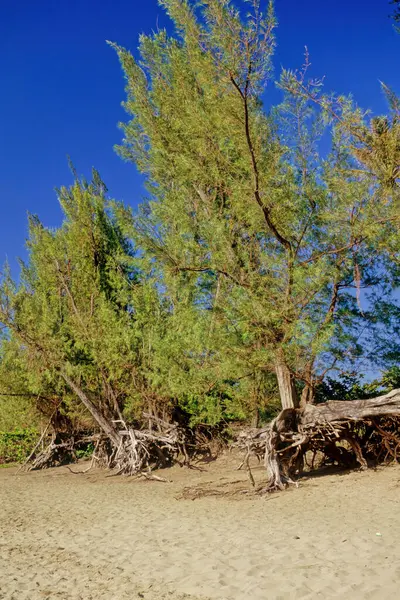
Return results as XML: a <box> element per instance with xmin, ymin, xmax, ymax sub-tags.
<box><xmin>1</xmin><ymin>454</ymin><xmax>400</xmax><ymax>600</ymax></box>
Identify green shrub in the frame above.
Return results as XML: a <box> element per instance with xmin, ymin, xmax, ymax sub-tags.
<box><xmin>0</xmin><ymin>428</ymin><xmax>39</xmax><ymax>464</ymax></box>
<box><xmin>75</xmin><ymin>442</ymin><xmax>94</xmax><ymax>459</ymax></box>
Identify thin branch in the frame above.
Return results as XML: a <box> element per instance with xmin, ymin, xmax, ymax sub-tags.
<box><xmin>229</xmin><ymin>72</ymin><xmax>292</xmax><ymax>252</ymax></box>
<box><xmin>175</xmin><ymin>264</ymin><xmax>250</xmax><ymax>289</ymax></box>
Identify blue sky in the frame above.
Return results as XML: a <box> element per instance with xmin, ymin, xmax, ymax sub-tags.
<box><xmin>1</xmin><ymin>0</ymin><xmax>399</xmax><ymax>274</ymax></box>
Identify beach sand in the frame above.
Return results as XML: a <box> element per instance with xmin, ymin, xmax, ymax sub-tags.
<box><xmin>1</xmin><ymin>453</ymin><xmax>400</xmax><ymax>599</ymax></box>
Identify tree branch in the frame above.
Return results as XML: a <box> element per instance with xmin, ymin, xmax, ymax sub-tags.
<box><xmin>175</xmin><ymin>264</ymin><xmax>250</xmax><ymax>289</ymax></box>
<box><xmin>230</xmin><ymin>72</ymin><xmax>292</xmax><ymax>252</ymax></box>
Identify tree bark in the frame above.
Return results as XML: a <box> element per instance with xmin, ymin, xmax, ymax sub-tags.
<box><xmin>300</xmin><ymin>385</ymin><xmax>313</xmax><ymax>406</ymax></box>
<box><xmin>251</xmin><ymin>407</ymin><xmax>260</xmax><ymax>428</ymax></box>
<box><xmin>275</xmin><ymin>355</ymin><xmax>300</xmax><ymax>409</ymax></box>
<box><xmin>300</xmin><ymin>361</ymin><xmax>315</xmax><ymax>406</ymax></box>
<box><xmin>300</xmin><ymin>388</ymin><xmax>400</xmax><ymax>426</ymax></box>
<box><xmin>60</xmin><ymin>371</ymin><xmax>122</xmax><ymax>447</ymax></box>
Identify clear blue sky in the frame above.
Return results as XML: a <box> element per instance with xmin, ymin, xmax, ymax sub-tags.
<box><xmin>1</xmin><ymin>0</ymin><xmax>399</xmax><ymax>274</ymax></box>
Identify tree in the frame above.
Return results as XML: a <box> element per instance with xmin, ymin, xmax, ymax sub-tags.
<box><xmin>0</xmin><ymin>172</ymin><xmax>170</xmax><ymax>459</ymax></box>
<box><xmin>112</xmin><ymin>0</ymin><xmax>399</xmax><ymax>411</ymax></box>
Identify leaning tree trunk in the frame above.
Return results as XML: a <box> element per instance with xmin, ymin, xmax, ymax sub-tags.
<box><xmin>300</xmin><ymin>390</ymin><xmax>400</xmax><ymax>424</ymax></box>
<box><xmin>60</xmin><ymin>371</ymin><xmax>122</xmax><ymax>447</ymax></box>
<box><xmin>22</xmin><ymin>371</ymin><xmax>187</xmax><ymax>476</ymax></box>
<box><xmin>300</xmin><ymin>361</ymin><xmax>315</xmax><ymax>406</ymax></box>
<box><xmin>47</xmin><ymin>370</ymin><xmax>186</xmax><ymax>477</ymax></box>
<box><xmin>275</xmin><ymin>355</ymin><xmax>300</xmax><ymax>409</ymax></box>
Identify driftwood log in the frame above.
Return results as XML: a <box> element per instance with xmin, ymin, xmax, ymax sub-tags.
<box><xmin>239</xmin><ymin>389</ymin><xmax>400</xmax><ymax>492</ymax></box>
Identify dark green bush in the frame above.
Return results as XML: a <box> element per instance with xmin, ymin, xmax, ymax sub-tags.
<box><xmin>0</xmin><ymin>428</ymin><xmax>39</xmax><ymax>464</ymax></box>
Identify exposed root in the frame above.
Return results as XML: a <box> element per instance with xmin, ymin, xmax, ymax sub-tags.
<box><xmin>179</xmin><ymin>479</ymin><xmax>251</xmax><ymax>500</ymax></box>
<box><xmin>20</xmin><ymin>414</ymin><xmax>204</xmax><ymax>478</ymax></box>
<box><xmin>238</xmin><ymin>389</ymin><xmax>400</xmax><ymax>493</ymax></box>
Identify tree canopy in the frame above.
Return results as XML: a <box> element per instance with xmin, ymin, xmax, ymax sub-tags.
<box><xmin>1</xmin><ymin>0</ymin><xmax>399</xmax><ymax>462</ymax></box>
<box><xmin>112</xmin><ymin>0</ymin><xmax>400</xmax><ymax>409</ymax></box>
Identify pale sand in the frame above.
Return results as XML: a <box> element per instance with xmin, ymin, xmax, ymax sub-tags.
<box><xmin>1</xmin><ymin>454</ymin><xmax>400</xmax><ymax>600</ymax></box>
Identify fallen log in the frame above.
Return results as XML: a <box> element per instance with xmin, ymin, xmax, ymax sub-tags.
<box><xmin>239</xmin><ymin>389</ymin><xmax>400</xmax><ymax>492</ymax></box>
<box><xmin>301</xmin><ymin>389</ymin><xmax>400</xmax><ymax>426</ymax></box>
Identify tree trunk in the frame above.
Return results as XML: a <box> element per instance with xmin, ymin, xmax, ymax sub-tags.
<box><xmin>300</xmin><ymin>385</ymin><xmax>313</xmax><ymax>406</ymax></box>
<box><xmin>300</xmin><ymin>389</ymin><xmax>400</xmax><ymax>426</ymax></box>
<box><xmin>60</xmin><ymin>371</ymin><xmax>122</xmax><ymax>447</ymax></box>
<box><xmin>275</xmin><ymin>355</ymin><xmax>300</xmax><ymax>409</ymax></box>
<box><xmin>251</xmin><ymin>407</ymin><xmax>260</xmax><ymax>428</ymax></box>
<box><xmin>300</xmin><ymin>361</ymin><xmax>315</xmax><ymax>407</ymax></box>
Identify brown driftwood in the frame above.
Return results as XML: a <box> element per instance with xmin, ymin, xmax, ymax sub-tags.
<box><xmin>21</xmin><ymin>405</ymin><xmax>226</xmax><ymax>478</ymax></box>
<box><xmin>104</xmin><ymin>417</ymin><xmax>186</xmax><ymax>476</ymax></box>
<box><xmin>239</xmin><ymin>389</ymin><xmax>400</xmax><ymax>493</ymax></box>
<box><xmin>301</xmin><ymin>389</ymin><xmax>400</xmax><ymax>425</ymax></box>
<box><xmin>22</xmin><ymin>414</ymin><xmax>189</xmax><ymax>477</ymax></box>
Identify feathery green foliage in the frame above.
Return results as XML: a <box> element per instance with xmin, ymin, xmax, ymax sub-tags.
<box><xmin>0</xmin><ymin>172</ymin><xmax>171</xmax><ymax>434</ymax></box>
<box><xmin>0</xmin><ymin>1</ymin><xmax>399</xmax><ymax>452</ymax></box>
<box><xmin>113</xmin><ymin>0</ymin><xmax>400</xmax><ymax>409</ymax></box>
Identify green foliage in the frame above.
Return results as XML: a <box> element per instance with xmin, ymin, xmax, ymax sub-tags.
<box><xmin>179</xmin><ymin>385</ymin><xmax>246</xmax><ymax>426</ymax></box>
<box><xmin>0</xmin><ymin>171</ymin><xmax>172</xmax><ymax>433</ymax></box>
<box><xmin>0</xmin><ymin>428</ymin><xmax>38</xmax><ymax>464</ymax></box>
<box><xmin>379</xmin><ymin>366</ymin><xmax>400</xmax><ymax>390</ymax></box>
<box><xmin>113</xmin><ymin>0</ymin><xmax>400</xmax><ymax>409</ymax></box>
<box><xmin>0</xmin><ymin>339</ymin><xmax>42</xmax><ymax>432</ymax></box>
<box><xmin>314</xmin><ymin>374</ymin><xmax>373</xmax><ymax>403</ymax></box>
<box><xmin>315</xmin><ymin>366</ymin><xmax>400</xmax><ymax>404</ymax></box>
<box><xmin>75</xmin><ymin>442</ymin><xmax>94</xmax><ymax>459</ymax></box>
<box><xmin>0</xmin><ymin>0</ymin><xmax>399</xmax><ymax>438</ymax></box>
